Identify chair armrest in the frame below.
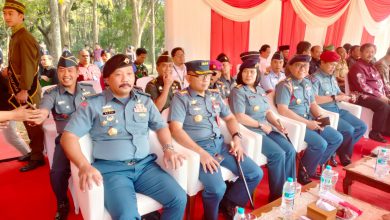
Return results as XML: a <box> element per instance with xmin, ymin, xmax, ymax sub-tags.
<box><xmin>70</xmin><ymin>162</ymin><xmax>105</xmax><ymax>220</ymax></box>
<box><xmin>337</xmin><ymin>101</ymin><xmax>362</xmax><ymax>118</ymax></box>
<box><xmin>239</xmin><ymin>124</ymin><xmax>264</xmax><ymax>166</ymax></box>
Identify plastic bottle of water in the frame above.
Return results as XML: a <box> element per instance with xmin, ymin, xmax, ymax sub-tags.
<box><xmin>319</xmin><ymin>165</ymin><xmax>334</xmax><ymax>197</ymax></box>
<box><xmin>233</xmin><ymin>207</ymin><xmax>246</xmax><ymax>220</ymax></box>
<box><xmin>280</xmin><ymin>177</ymin><xmax>295</xmax><ymax>220</ymax></box>
<box><xmin>375</xmin><ymin>148</ymin><xmax>389</xmax><ymax>178</ymax></box>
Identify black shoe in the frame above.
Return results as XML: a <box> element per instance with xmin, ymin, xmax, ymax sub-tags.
<box><xmin>369</xmin><ymin>131</ymin><xmax>387</xmax><ymax>143</ymax></box>
<box><xmin>55</xmin><ymin>200</ymin><xmax>69</xmax><ymax>220</ymax></box>
<box><xmin>19</xmin><ymin>160</ymin><xmax>45</xmax><ymax>172</ymax></box>
<box><xmin>18</xmin><ymin>152</ymin><xmax>31</xmax><ymax>162</ymax></box>
<box><xmin>310</xmin><ymin>173</ymin><xmax>321</xmax><ymax>180</ymax></box>
<box><xmin>219</xmin><ymin>197</ymin><xmax>236</xmax><ymax>220</ymax></box>
<box><xmin>328</xmin><ymin>155</ymin><xmax>338</xmax><ymax>167</ymax></box>
<box><xmin>297</xmin><ymin>165</ymin><xmax>312</xmax><ymax>185</ymax></box>
<box><xmin>142</xmin><ymin>211</ymin><xmax>161</xmax><ymax>220</ymax></box>
<box><xmin>340</xmin><ymin>155</ymin><xmax>352</xmax><ymax>167</ymax></box>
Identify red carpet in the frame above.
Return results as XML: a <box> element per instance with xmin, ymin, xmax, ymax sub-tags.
<box><xmin>0</xmin><ymin>137</ymin><xmax>389</xmax><ymax>220</ymax></box>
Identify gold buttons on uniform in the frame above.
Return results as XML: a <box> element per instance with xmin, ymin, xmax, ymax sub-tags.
<box><xmin>253</xmin><ymin>105</ymin><xmax>260</xmax><ymax>112</ymax></box>
<box><xmin>107</xmin><ymin>127</ymin><xmax>118</xmax><ymax>136</ymax></box>
<box><xmin>194</xmin><ymin>115</ymin><xmax>203</xmax><ymax>123</ymax></box>
<box><xmin>296</xmin><ymin>99</ymin><xmax>302</xmax><ymax>105</ymax></box>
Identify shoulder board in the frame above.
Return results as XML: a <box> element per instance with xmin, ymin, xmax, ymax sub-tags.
<box><xmin>79</xmin><ymin>82</ymin><xmax>93</xmax><ymax>87</ymax></box>
<box><xmin>263</xmin><ymin>71</ymin><xmax>270</xmax><ymax>75</ymax></box>
<box><xmin>134</xmin><ymin>89</ymin><xmax>151</xmax><ymax>97</ymax></box>
<box><xmin>306</xmin><ymin>75</ymin><xmax>318</xmax><ymax>83</ymax></box>
<box><xmin>216</xmin><ymin>81</ymin><xmax>224</xmax><ymax>85</ymax></box>
<box><xmin>85</xmin><ymin>93</ymin><xmax>102</xmax><ymax>99</ymax></box>
<box><xmin>43</xmin><ymin>85</ymin><xmax>58</xmax><ymax>94</ymax></box>
<box><xmin>151</xmin><ymin>78</ymin><xmax>158</xmax><ymax>83</ymax></box>
<box><xmin>235</xmin><ymin>84</ymin><xmax>243</xmax><ymax>89</ymax></box>
<box><xmin>208</xmin><ymin>88</ymin><xmax>220</xmax><ymax>93</ymax></box>
<box><xmin>178</xmin><ymin>90</ymin><xmax>188</xmax><ymax>95</ymax></box>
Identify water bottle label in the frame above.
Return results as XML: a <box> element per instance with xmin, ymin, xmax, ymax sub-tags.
<box><xmin>320</xmin><ymin>177</ymin><xmax>332</xmax><ymax>185</ymax></box>
<box><xmin>284</xmin><ymin>191</ymin><xmax>295</xmax><ymax>199</ymax></box>
<box><xmin>377</xmin><ymin>158</ymin><xmax>386</xmax><ymax>165</ymax></box>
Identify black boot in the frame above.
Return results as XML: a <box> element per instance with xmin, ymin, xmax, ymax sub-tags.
<box><xmin>55</xmin><ymin>200</ymin><xmax>69</xmax><ymax>220</ymax></box>
<box><xmin>219</xmin><ymin>197</ymin><xmax>236</xmax><ymax>220</ymax></box>
<box><xmin>328</xmin><ymin>155</ymin><xmax>338</xmax><ymax>167</ymax></box>
<box><xmin>297</xmin><ymin>164</ymin><xmax>312</xmax><ymax>185</ymax></box>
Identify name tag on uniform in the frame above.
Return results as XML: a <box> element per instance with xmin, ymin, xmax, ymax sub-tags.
<box><xmin>57</xmin><ymin>100</ymin><xmax>66</xmax><ymax>105</ymax></box>
<box><xmin>82</xmin><ymin>91</ymin><xmax>91</xmax><ymax>96</ymax></box>
<box><xmin>293</xmin><ymin>86</ymin><xmax>299</xmax><ymax>90</ymax></box>
<box><xmin>102</xmin><ymin>105</ymin><xmax>116</xmax><ymax>115</ymax></box>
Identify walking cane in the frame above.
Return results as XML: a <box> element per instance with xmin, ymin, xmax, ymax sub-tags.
<box><xmin>276</xmin><ymin>119</ymin><xmax>310</xmax><ymax>180</ymax></box>
<box><xmin>231</xmin><ymin>141</ymin><xmax>255</xmax><ymax>209</ymax></box>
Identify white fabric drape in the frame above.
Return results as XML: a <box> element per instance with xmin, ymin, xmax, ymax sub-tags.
<box><xmin>202</xmin><ymin>0</ymin><xmax>272</xmax><ymax>22</ymax></box>
<box><xmin>165</xmin><ymin>0</ymin><xmax>211</xmax><ymax>60</ymax></box>
<box><xmin>290</xmin><ymin>0</ymin><xmax>351</xmax><ymax>27</ymax></box>
<box><xmin>356</xmin><ymin>0</ymin><xmax>390</xmax><ymax>36</ymax></box>
<box><xmin>248</xmin><ymin>0</ymin><xmax>281</xmax><ymax>59</ymax></box>
<box><xmin>304</xmin><ymin>26</ymin><xmax>327</xmax><ymax>47</ymax></box>
<box><xmin>342</xmin><ymin>0</ymin><xmax>364</xmax><ymax>46</ymax></box>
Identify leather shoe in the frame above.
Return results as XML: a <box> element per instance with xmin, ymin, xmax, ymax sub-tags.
<box><xmin>310</xmin><ymin>173</ymin><xmax>321</xmax><ymax>180</ymax></box>
<box><xmin>18</xmin><ymin>152</ymin><xmax>31</xmax><ymax>162</ymax></box>
<box><xmin>369</xmin><ymin>131</ymin><xmax>387</xmax><ymax>143</ymax></box>
<box><xmin>297</xmin><ymin>165</ymin><xmax>312</xmax><ymax>185</ymax></box>
<box><xmin>328</xmin><ymin>155</ymin><xmax>338</xmax><ymax>167</ymax></box>
<box><xmin>219</xmin><ymin>197</ymin><xmax>236</xmax><ymax>219</ymax></box>
<box><xmin>142</xmin><ymin>211</ymin><xmax>161</xmax><ymax>220</ymax></box>
<box><xmin>20</xmin><ymin>160</ymin><xmax>45</xmax><ymax>172</ymax></box>
<box><xmin>340</xmin><ymin>155</ymin><xmax>352</xmax><ymax>167</ymax></box>
<box><xmin>55</xmin><ymin>200</ymin><xmax>69</xmax><ymax>220</ymax></box>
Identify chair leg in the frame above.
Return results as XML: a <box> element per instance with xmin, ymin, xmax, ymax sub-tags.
<box><xmin>186</xmin><ymin>195</ymin><xmax>196</xmax><ymax>220</ymax></box>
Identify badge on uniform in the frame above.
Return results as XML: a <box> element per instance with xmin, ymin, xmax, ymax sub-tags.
<box><xmin>102</xmin><ymin>105</ymin><xmax>116</xmax><ymax>115</ymax></box>
<box><xmin>325</xmin><ymin>91</ymin><xmax>330</xmax><ymax>95</ymax></box>
<box><xmin>296</xmin><ymin>99</ymin><xmax>302</xmax><ymax>105</ymax></box>
<box><xmin>293</xmin><ymin>86</ymin><xmax>299</xmax><ymax>90</ymax></box>
<box><xmin>253</xmin><ymin>105</ymin><xmax>260</xmax><ymax>112</ymax></box>
<box><xmin>107</xmin><ymin>127</ymin><xmax>118</xmax><ymax>136</ymax></box>
<box><xmin>194</xmin><ymin>114</ymin><xmax>203</xmax><ymax>123</ymax></box>
<box><xmin>134</xmin><ymin>100</ymin><xmax>147</xmax><ymax>113</ymax></box>
<box><xmin>57</xmin><ymin>100</ymin><xmax>66</xmax><ymax>105</ymax></box>
<box><xmin>190</xmin><ymin>99</ymin><xmax>197</xmax><ymax>105</ymax></box>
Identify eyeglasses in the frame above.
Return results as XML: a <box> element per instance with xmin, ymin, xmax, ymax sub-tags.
<box><xmin>292</xmin><ymin>63</ymin><xmax>309</xmax><ymax>69</ymax></box>
<box><xmin>188</xmin><ymin>74</ymin><xmax>212</xmax><ymax>80</ymax></box>
<box><xmin>81</xmin><ymin>55</ymin><xmax>90</xmax><ymax>58</ymax></box>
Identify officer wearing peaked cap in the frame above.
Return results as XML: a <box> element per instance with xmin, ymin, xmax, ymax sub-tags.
<box><xmin>32</xmin><ymin>51</ymin><xmax>96</xmax><ymax>220</ymax></box>
<box><xmin>260</xmin><ymin>52</ymin><xmax>286</xmax><ymax>93</ymax></box>
<box><xmin>209</xmin><ymin>60</ymin><xmax>230</xmax><ymax>99</ymax></box>
<box><xmin>312</xmin><ymin>50</ymin><xmax>367</xmax><ymax>167</ymax></box>
<box><xmin>145</xmin><ymin>51</ymin><xmax>181</xmax><ymax>112</ymax></box>
<box><xmin>61</xmin><ymin>54</ymin><xmax>187</xmax><ymax>220</ymax></box>
<box><xmin>275</xmin><ymin>54</ymin><xmax>343</xmax><ymax>185</ymax></box>
<box><xmin>279</xmin><ymin>45</ymin><xmax>290</xmax><ymax>68</ymax></box>
<box><xmin>230</xmin><ymin>57</ymin><xmax>295</xmax><ymax>202</ymax></box>
<box><xmin>216</xmin><ymin>53</ymin><xmax>236</xmax><ymax>99</ymax></box>
<box><xmin>169</xmin><ymin>60</ymin><xmax>263</xmax><ymax>220</ymax></box>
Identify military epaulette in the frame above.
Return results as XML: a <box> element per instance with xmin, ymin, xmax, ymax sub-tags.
<box><xmin>178</xmin><ymin>90</ymin><xmax>188</xmax><ymax>95</ymax></box>
<box><xmin>306</xmin><ymin>75</ymin><xmax>318</xmax><ymax>83</ymax></box>
<box><xmin>263</xmin><ymin>71</ymin><xmax>270</xmax><ymax>75</ymax></box>
<box><xmin>43</xmin><ymin>85</ymin><xmax>58</xmax><ymax>94</ymax></box>
<box><xmin>135</xmin><ymin>89</ymin><xmax>151</xmax><ymax>97</ymax></box>
<box><xmin>208</xmin><ymin>88</ymin><xmax>220</xmax><ymax>93</ymax></box>
<box><xmin>85</xmin><ymin>93</ymin><xmax>102</xmax><ymax>99</ymax></box>
<box><xmin>216</xmin><ymin>81</ymin><xmax>224</xmax><ymax>85</ymax></box>
<box><xmin>151</xmin><ymin>78</ymin><xmax>158</xmax><ymax>84</ymax></box>
<box><xmin>235</xmin><ymin>84</ymin><xmax>243</xmax><ymax>89</ymax></box>
<box><xmin>79</xmin><ymin>82</ymin><xmax>93</xmax><ymax>87</ymax></box>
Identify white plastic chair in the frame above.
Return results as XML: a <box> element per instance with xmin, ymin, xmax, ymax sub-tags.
<box><xmin>80</xmin><ymin>80</ymin><xmax>103</xmax><ymax>94</ymax></box>
<box><xmin>70</xmin><ymin>132</ymin><xmax>190</xmax><ymax>220</ymax></box>
<box><xmin>184</xmin><ymin>119</ymin><xmax>261</xmax><ymax>219</ymax></box>
<box><xmin>345</xmin><ymin>74</ymin><xmax>373</xmax><ymax>138</ymax></box>
<box><xmin>136</xmin><ymin>76</ymin><xmax>154</xmax><ymax>91</ymax></box>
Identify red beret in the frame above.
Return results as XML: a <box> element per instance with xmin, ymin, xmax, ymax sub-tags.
<box><xmin>209</xmin><ymin>60</ymin><xmax>222</xmax><ymax>71</ymax></box>
<box><xmin>320</xmin><ymin>50</ymin><xmax>340</xmax><ymax>62</ymax></box>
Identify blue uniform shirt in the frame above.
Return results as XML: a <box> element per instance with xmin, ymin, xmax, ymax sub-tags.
<box><xmin>169</xmin><ymin>87</ymin><xmax>231</xmax><ymax>142</ymax></box>
<box><xmin>40</xmin><ymin>83</ymin><xmax>96</xmax><ymax>133</ymax></box>
<box><xmin>229</xmin><ymin>85</ymin><xmax>270</xmax><ymax>134</ymax></box>
<box><xmin>275</xmin><ymin>77</ymin><xmax>314</xmax><ymax>119</ymax></box>
<box><xmin>64</xmin><ymin>88</ymin><xmax>166</xmax><ymax>161</ymax></box>
<box><xmin>260</xmin><ymin>71</ymin><xmax>286</xmax><ymax>92</ymax></box>
<box><xmin>311</xmin><ymin>69</ymin><xmax>341</xmax><ymax>109</ymax></box>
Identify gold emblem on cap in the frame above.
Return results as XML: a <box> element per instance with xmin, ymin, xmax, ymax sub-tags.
<box><xmin>194</xmin><ymin>115</ymin><xmax>203</xmax><ymax>123</ymax></box>
<box><xmin>253</xmin><ymin>105</ymin><xmax>260</xmax><ymax>112</ymax></box>
<box><xmin>107</xmin><ymin>127</ymin><xmax>118</xmax><ymax>136</ymax></box>
<box><xmin>296</xmin><ymin>99</ymin><xmax>302</xmax><ymax>105</ymax></box>
<box><xmin>124</xmin><ymin>58</ymin><xmax>130</xmax><ymax>64</ymax></box>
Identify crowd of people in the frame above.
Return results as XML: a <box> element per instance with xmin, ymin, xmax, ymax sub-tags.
<box><xmin>1</xmin><ymin>1</ymin><xmax>390</xmax><ymax>220</ymax></box>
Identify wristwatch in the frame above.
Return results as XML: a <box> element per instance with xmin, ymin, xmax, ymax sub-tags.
<box><xmin>162</xmin><ymin>143</ymin><xmax>175</xmax><ymax>152</ymax></box>
<box><xmin>331</xmin><ymin>95</ymin><xmax>336</xmax><ymax>102</ymax></box>
<box><xmin>232</xmin><ymin>132</ymin><xmax>242</xmax><ymax>139</ymax></box>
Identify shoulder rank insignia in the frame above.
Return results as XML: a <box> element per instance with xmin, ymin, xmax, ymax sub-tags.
<box><xmin>135</xmin><ymin>89</ymin><xmax>151</xmax><ymax>97</ymax></box>
<box><xmin>179</xmin><ymin>90</ymin><xmax>188</xmax><ymax>95</ymax></box>
<box><xmin>43</xmin><ymin>85</ymin><xmax>58</xmax><ymax>94</ymax></box>
<box><xmin>79</xmin><ymin>82</ymin><xmax>94</xmax><ymax>87</ymax></box>
<box><xmin>208</xmin><ymin>88</ymin><xmax>220</xmax><ymax>93</ymax></box>
<box><xmin>235</xmin><ymin>84</ymin><xmax>243</xmax><ymax>89</ymax></box>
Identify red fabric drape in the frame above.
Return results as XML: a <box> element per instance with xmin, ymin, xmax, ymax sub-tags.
<box><xmin>300</xmin><ymin>0</ymin><xmax>350</xmax><ymax>17</ymax></box>
<box><xmin>361</xmin><ymin>27</ymin><xmax>375</xmax><ymax>44</ymax></box>
<box><xmin>364</xmin><ymin>0</ymin><xmax>390</xmax><ymax>22</ymax></box>
<box><xmin>278</xmin><ymin>0</ymin><xmax>306</xmax><ymax>57</ymax></box>
<box><xmin>324</xmin><ymin>5</ymin><xmax>350</xmax><ymax>47</ymax></box>
<box><xmin>222</xmin><ymin>0</ymin><xmax>266</xmax><ymax>9</ymax></box>
<box><xmin>210</xmin><ymin>10</ymin><xmax>250</xmax><ymax>76</ymax></box>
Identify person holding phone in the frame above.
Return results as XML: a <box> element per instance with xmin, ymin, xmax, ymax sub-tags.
<box><xmin>169</xmin><ymin>60</ymin><xmax>263</xmax><ymax>220</ymax></box>
<box><xmin>311</xmin><ymin>51</ymin><xmax>367</xmax><ymax>167</ymax></box>
<box><xmin>275</xmin><ymin>55</ymin><xmax>343</xmax><ymax>185</ymax></box>
<box><xmin>229</xmin><ymin>57</ymin><xmax>296</xmax><ymax>202</ymax></box>
<box><xmin>145</xmin><ymin>51</ymin><xmax>181</xmax><ymax>112</ymax></box>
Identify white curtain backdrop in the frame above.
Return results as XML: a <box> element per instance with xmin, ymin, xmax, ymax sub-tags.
<box><xmin>248</xmin><ymin>0</ymin><xmax>281</xmax><ymax>61</ymax></box>
<box><xmin>304</xmin><ymin>26</ymin><xmax>328</xmax><ymax>47</ymax></box>
<box><xmin>290</xmin><ymin>0</ymin><xmax>351</xmax><ymax>27</ymax></box>
<box><xmin>342</xmin><ymin>0</ymin><xmax>364</xmax><ymax>46</ymax></box>
<box><xmin>357</xmin><ymin>0</ymin><xmax>390</xmax><ymax>36</ymax></box>
<box><xmin>165</xmin><ymin>0</ymin><xmax>211</xmax><ymax>60</ymax></box>
<box><xmin>202</xmin><ymin>0</ymin><xmax>272</xmax><ymax>22</ymax></box>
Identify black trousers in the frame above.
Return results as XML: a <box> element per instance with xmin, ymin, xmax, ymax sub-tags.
<box><xmin>355</xmin><ymin>96</ymin><xmax>390</xmax><ymax>133</ymax></box>
<box><xmin>23</xmin><ymin>122</ymin><xmax>44</xmax><ymax>160</ymax></box>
